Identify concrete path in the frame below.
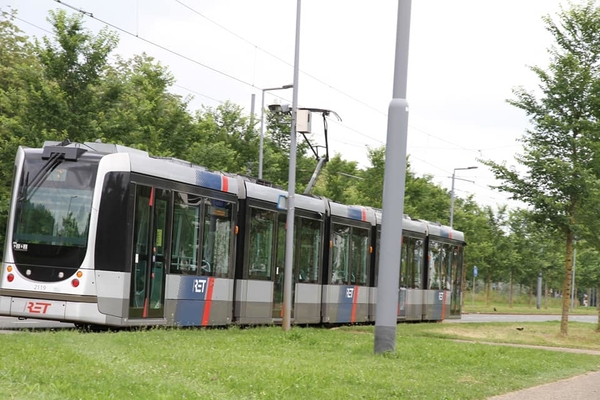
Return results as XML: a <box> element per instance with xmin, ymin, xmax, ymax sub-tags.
<box><xmin>477</xmin><ymin>341</ymin><xmax>600</xmax><ymax>399</ymax></box>
<box><xmin>488</xmin><ymin>370</ymin><xmax>600</xmax><ymax>399</ymax></box>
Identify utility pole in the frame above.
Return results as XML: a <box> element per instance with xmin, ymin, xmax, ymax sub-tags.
<box><xmin>282</xmin><ymin>0</ymin><xmax>302</xmax><ymax>331</ymax></box>
<box><xmin>374</xmin><ymin>0</ymin><xmax>412</xmax><ymax>354</ymax></box>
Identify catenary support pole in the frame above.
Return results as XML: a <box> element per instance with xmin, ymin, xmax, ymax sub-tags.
<box><xmin>536</xmin><ymin>272</ymin><xmax>542</xmax><ymax>309</ymax></box>
<box><xmin>374</xmin><ymin>0</ymin><xmax>412</xmax><ymax>354</ymax></box>
<box><xmin>282</xmin><ymin>0</ymin><xmax>301</xmax><ymax>331</ymax></box>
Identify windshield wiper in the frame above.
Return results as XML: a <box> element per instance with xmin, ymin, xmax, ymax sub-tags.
<box><xmin>18</xmin><ymin>152</ymin><xmax>64</xmax><ymax>202</ymax></box>
<box><xmin>18</xmin><ymin>139</ymin><xmax>86</xmax><ymax>202</ymax></box>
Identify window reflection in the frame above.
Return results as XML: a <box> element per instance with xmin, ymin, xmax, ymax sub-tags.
<box><xmin>296</xmin><ymin>218</ymin><xmax>321</xmax><ymax>283</ymax></box>
<box><xmin>14</xmin><ymin>160</ymin><xmax>95</xmax><ymax>248</ymax></box>
<box><xmin>331</xmin><ymin>224</ymin><xmax>370</xmax><ymax>285</ymax></box>
<box><xmin>400</xmin><ymin>237</ymin><xmax>423</xmax><ymax>289</ymax></box>
<box><xmin>249</xmin><ymin>208</ymin><xmax>275</xmax><ymax>279</ymax></box>
<box><xmin>170</xmin><ymin>193</ymin><xmax>201</xmax><ymax>274</ymax></box>
<box><xmin>428</xmin><ymin>241</ymin><xmax>459</xmax><ymax>290</ymax></box>
<box><xmin>169</xmin><ymin>192</ymin><xmax>234</xmax><ymax>277</ymax></box>
<box><xmin>201</xmin><ymin>199</ymin><xmax>232</xmax><ymax>277</ymax></box>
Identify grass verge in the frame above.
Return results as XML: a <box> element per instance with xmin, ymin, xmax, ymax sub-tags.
<box><xmin>0</xmin><ymin>323</ymin><xmax>599</xmax><ymax>399</ymax></box>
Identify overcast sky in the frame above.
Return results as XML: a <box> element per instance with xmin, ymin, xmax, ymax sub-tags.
<box><xmin>3</xmin><ymin>0</ymin><xmax>569</xmax><ymax>211</ymax></box>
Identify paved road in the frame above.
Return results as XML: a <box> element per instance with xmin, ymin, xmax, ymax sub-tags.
<box><xmin>0</xmin><ymin>316</ymin><xmax>74</xmax><ymax>330</ymax></box>
<box><xmin>488</xmin><ymin>370</ymin><xmax>600</xmax><ymax>400</ymax></box>
<box><xmin>447</xmin><ymin>313</ymin><xmax>597</xmax><ymax>324</ymax></box>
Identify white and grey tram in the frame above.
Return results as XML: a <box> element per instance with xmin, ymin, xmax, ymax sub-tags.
<box><xmin>0</xmin><ymin>141</ymin><xmax>466</xmax><ymax>328</ymax></box>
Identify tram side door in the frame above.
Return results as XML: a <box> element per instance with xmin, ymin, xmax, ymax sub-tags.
<box><xmin>129</xmin><ymin>185</ymin><xmax>170</xmax><ymax>319</ymax></box>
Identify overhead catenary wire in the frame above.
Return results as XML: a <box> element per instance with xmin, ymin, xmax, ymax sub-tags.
<box><xmin>50</xmin><ymin>0</ymin><xmax>504</xmax><ymax>163</ymax></box>
<box><xmin>38</xmin><ymin>1</ymin><xmax>519</xmax><ymax>208</ymax></box>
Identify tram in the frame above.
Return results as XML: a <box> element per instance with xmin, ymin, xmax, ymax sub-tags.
<box><xmin>0</xmin><ymin>140</ymin><xmax>466</xmax><ymax>328</ymax></box>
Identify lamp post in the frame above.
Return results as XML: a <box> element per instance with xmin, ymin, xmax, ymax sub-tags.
<box><xmin>259</xmin><ymin>84</ymin><xmax>293</xmax><ymax>179</ymax></box>
<box><xmin>449</xmin><ymin>166</ymin><xmax>477</xmax><ymax>228</ymax></box>
<box><xmin>571</xmin><ymin>237</ymin><xmax>577</xmax><ymax>310</ymax></box>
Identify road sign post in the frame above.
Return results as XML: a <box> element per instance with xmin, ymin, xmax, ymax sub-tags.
<box><xmin>472</xmin><ymin>266</ymin><xmax>477</xmax><ymax>306</ymax></box>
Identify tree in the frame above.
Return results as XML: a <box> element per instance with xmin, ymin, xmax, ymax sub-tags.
<box><xmin>98</xmin><ymin>53</ymin><xmax>196</xmax><ymax>157</ymax></box>
<box><xmin>312</xmin><ymin>153</ymin><xmax>361</xmax><ymax>204</ymax></box>
<box><xmin>0</xmin><ymin>10</ymin><xmax>49</xmax><ymax>258</ymax></box>
<box><xmin>34</xmin><ymin>9</ymin><xmax>118</xmax><ymax>142</ymax></box>
<box><xmin>482</xmin><ymin>1</ymin><xmax>600</xmax><ymax>334</ymax></box>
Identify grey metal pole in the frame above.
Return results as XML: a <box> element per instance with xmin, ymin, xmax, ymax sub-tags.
<box><xmin>536</xmin><ymin>272</ymin><xmax>542</xmax><ymax>309</ymax></box>
<box><xmin>571</xmin><ymin>240</ymin><xmax>577</xmax><ymax>310</ymax></box>
<box><xmin>250</xmin><ymin>94</ymin><xmax>256</xmax><ymax>126</ymax></box>
<box><xmin>282</xmin><ymin>0</ymin><xmax>301</xmax><ymax>331</ymax></box>
<box><xmin>374</xmin><ymin>0</ymin><xmax>411</xmax><ymax>354</ymax></box>
<box><xmin>259</xmin><ymin>85</ymin><xmax>293</xmax><ymax>179</ymax></box>
<box><xmin>450</xmin><ymin>170</ymin><xmax>456</xmax><ymax>228</ymax></box>
<box><xmin>259</xmin><ymin>91</ymin><xmax>266</xmax><ymax>179</ymax></box>
<box><xmin>449</xmin><ymin>166</ymin><xmax>477</xmax><ymax>228</ymax></box>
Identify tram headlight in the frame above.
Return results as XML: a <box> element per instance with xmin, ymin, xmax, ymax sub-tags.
<box><xmin>7</xmin><ymin>274</ymin><xmax>14</xmax><ymax>282</ymax></box>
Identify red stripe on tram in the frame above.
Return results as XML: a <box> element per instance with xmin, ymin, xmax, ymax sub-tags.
<box><xmin>202</xmin><ymin>278</ymin><xmax>215</xmax><ymax>326</ymax></box>
<box><xmin>149</xmin><ymin>187</ymin><xmax>155</xmax><ymax>206</ymax></box>
<box><xmin>361</xmin><ymin>209</ymin><xmax>367</xmax><ymax>221</ymax></box>
<box><xmin>143</xmin><ymin>298</ymin><xmax>149</xmax><ymax>318</ymax></box>
<box><xmin>222</xmin><ymin>176</ymin><xmax>229</xmax><ymax>192</ymax></box>
<box><xmin>351</xmin><ymin>286</ymin><xmax>359</xmax><ymax>323</ymax></box>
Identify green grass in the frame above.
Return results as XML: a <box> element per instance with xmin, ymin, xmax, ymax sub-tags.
<box><xmin>0</xmin><ymin>324</ymin><xmax>599</xmax><ymax>399</ymax></box>
<box><xmin>394</xmin><ymin>320</ymin><xmax>600</xmax><ymax>350</ymax></box>
<box><xmin>462</xmin><ymin>291</ymin><xmax>599</xmax><ymax>315</ymax></box>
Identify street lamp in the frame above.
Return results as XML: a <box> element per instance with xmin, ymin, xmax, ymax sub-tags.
<box><xmin>449</xmin><ymin>166</ymin><xmax>477</xmax><ymax>228</ymax></box>
<box><xmin>259</xmin><ymin>84</ymin><xmax>293</xmax><ymax>179</ymax></box>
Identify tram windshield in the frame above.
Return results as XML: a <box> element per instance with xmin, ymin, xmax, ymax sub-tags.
<box><xmin>12</xmin><ymin>154</ymin><xmax>98</xmax><ymax>268</ymax></box>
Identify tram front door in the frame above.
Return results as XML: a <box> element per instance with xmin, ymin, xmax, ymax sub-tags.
<box><xmin>129</xmin><ymin>184</ymin><xmax>169</xmax><ymax>319</ymax></box>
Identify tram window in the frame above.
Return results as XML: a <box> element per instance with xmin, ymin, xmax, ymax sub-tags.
<box><xmin>451</xmin><ymin>245</ymin><xmax>462</xmax><ymax>289</ymax></box>
<box><xmin>350</xmin><ymin>228</ymin><xmax>369</xmax><ymax>285</ymax></box>
<box><xmin>412</xmin><ymin>239</ymin><xmax>423</xmax><ymax>289</ymax></box>
<box><xmin>248</xmin><ymin>208</ymin><xmax>275</xmax><ymax>279</ymax></box>
<box><xmin>201</xmin><ymin>199</ymin><xmax>233</xmax><ymax>278</ymax></box>
<box><xmin>428</xmin><ymin>241</ymin><xmax>442</xmax><ymax>289</ymax></box>
<box><xmin>296</xmin><ymin>218</ymin><xmax>321</xmax><ymax>283</ymax></box>
<box><xmin>441</xmin><ymin>243</ymin><xmax>453</xmax><ymax>290</ymax></box>
<box><xmin>401</xmin><ymin>237</ymin><xmax>423</xmax><ymax>289</ymax></box>
<box><xmin>170</xmin><ymin>192</ymin><xmax>201</xmax><ymax>274</ymax></box>
<box><xmin>400</xmin><ymin>236</ymin><xmax>408</xmax><ymax>288</ymax></box>
<box><xmin>331</xmin><ymin>224</ymin><xmax>350</xmax><ymax>284</ymax></box>
<box><xmin>374</xmin><ymin>230</ymin><xmax>381</xmax><ymax>286</ymax></box>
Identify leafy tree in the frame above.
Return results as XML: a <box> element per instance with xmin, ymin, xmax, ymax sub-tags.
<box><xmin>405</xmin><ymin>173</ymin><xmax>451</xmax><ymax>223</ymax></box>
<box><xmin>98</xmin><ymin>53</ymin><xmax>196</xmax><ymax>156</ymax></box>
<box><xmin>312</xmin><ymin>153</ymin><xmax>361</xmax><ymax>204</ymax></box>
<box><xmin>482</xmin><ymin>1</ymin><xmax>600</xmax><ymax>334</ymax></box>
<box><xmin>354</xmin><ymin>147</ymin><xmax>386</xmax><ymax>208</ymax></box>
<box><xmin>0</xmin><ymin>10</ymin><xmax>49</xmax><ymax>258</ymax></box>
<box><xmin>34</xmin><ymin>9</ymin><xmax>118</xmax><ymax>142</ymax></box>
